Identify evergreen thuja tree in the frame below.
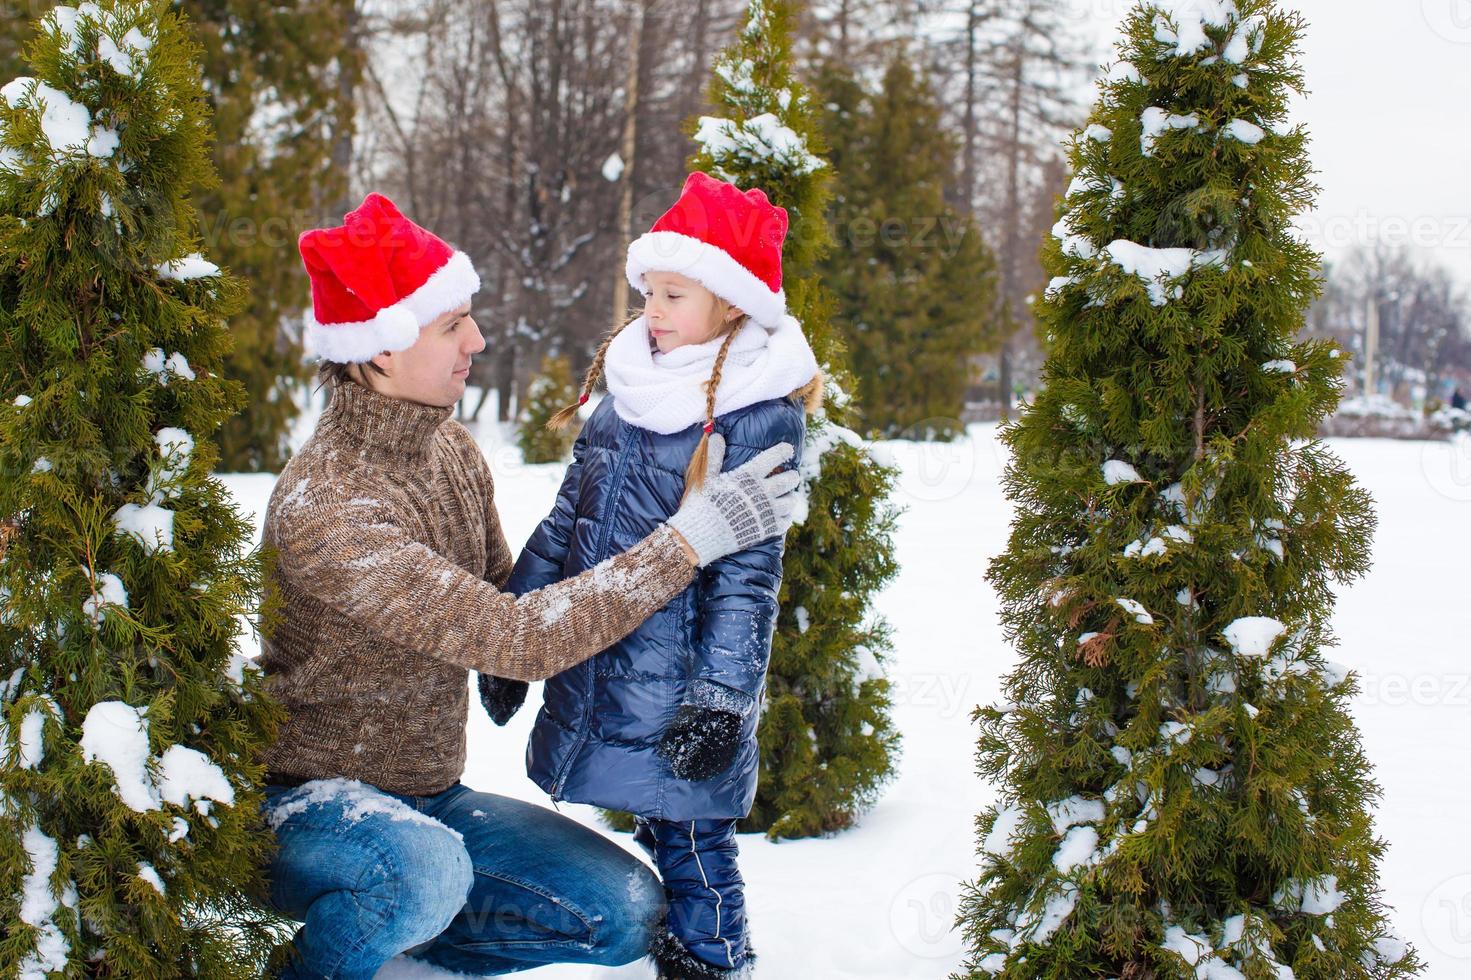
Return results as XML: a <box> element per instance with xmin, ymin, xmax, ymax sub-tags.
<box><xmin>191</xmin><ymin>0</ymin><xmax>359</xmax><ymax>473</ymax></box>
<box><xmin>1</xmin><ymin>0</ymin><xmax>361</xmax><ymax>473</ymax></box>
<box><xmin>818</xmin><ymin>55</ymin><xmax>1000</xmax><ymax>441</ymax></box>
<box><xmin>518</xmin><ymin>354</ymin><xmax>579</xmax><ymax>464</ymax></box>
<box><xmin>954</xmin><ymin>1</ymin><xmax>1422</xmax><ymax>977</ymax></box>
<box><xmin>0</xmin><ymin>2</ymin><xmax>292</xmax><ymax>975</ymax></box>
<box><xmin>688</xmin><ymin>0</ymin><xmax>902</xmax><ymax>840</ymax></box>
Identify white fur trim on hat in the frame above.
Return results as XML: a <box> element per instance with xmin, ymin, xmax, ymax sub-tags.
<box><xmin>304</xmin><ymin>305</ymin><xmax>420</xmax><ymax>363</ymax></box>
<box><xmin>304</xmin><ymin>250</ymin><xmax>481</xmax><ymax>363</ymax></box>
<box><xmin>398</xmin><ymin>250</ymin><xmax>481</xmax><ymax>327</ymax></box>
<box><xmin>625</xmin><ymin>231</ymin><xmax>786</xmax><ymax>327</ymax></box>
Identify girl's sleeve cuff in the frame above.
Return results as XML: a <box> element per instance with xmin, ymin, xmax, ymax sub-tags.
<box><xmin>685</xmin><ymin>677</ymin><xmax>756</xmax><ymax>719</ymax></box>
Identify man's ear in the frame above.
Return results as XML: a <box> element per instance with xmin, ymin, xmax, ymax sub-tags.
<box><xmin>369</xmin><ymin>351</ymin><xmax>393</xmax><ymax>376</ymax></box>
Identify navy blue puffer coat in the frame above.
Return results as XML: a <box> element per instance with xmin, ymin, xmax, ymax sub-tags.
<box><xmin>504</xmin><ymin>393</ymin><xmax>805</xmax><ymax>821</ymax></box>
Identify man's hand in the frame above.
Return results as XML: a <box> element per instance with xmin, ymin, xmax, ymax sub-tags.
<box><xmin>669</xmin><ymin>527</ymin><xmax>700</xmax><ymax>566</ymax></box>
<box><xmin>665</xmin><ymin>433</ymin><xmax>800</xmax><ymax>567</ymax></box>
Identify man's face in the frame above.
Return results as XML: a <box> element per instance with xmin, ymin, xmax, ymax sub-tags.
<box><xmin>367</xmin><ymin>303</ymin><xmax>485</xmax><ymax>408</ymax></box>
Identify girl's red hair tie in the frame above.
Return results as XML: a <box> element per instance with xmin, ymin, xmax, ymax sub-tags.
<box><xmin>578</xmin><ymin>392</ymin><xmax>589</xmax><ymax>405</ymax></box>
<box><xmin>703</xmin><ymin>420</ymin><xmax>715</xmax><ymax>434</ymax></box>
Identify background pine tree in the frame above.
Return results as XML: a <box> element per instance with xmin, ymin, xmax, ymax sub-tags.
<box><xmin>188</xmin><ymin>0</ymin><xmax>359</xmax><ymax>473</ymax></box>
<box><xmin>0</xmin><ymin>2</ymin><xmax>292</xmax><ymax>974</ymax></box>
<box><xmin>817</xmin><ymin>55</ymin><xmax>1001</xmax><ymax>440</ymax></box>
<box><xmin>685</xmin><ymin>0</ymin><xmax>903</xmax><ymax>840</ymax></box>
<box><xmin>954</xmin><ymin>1</ymin><xmax>1422</xmax><ymax>976</ymax></box>
<box><xmin>0</xmin><ymin>0</ymin><xmax>360</xmax><ymax>473</ymax></box>
<box><xmin>517</xmin><ymin>354</ymin><xmax>579</xmax><ymax>464</ymax></box>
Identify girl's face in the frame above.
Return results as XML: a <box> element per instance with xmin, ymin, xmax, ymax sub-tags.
<box><xmin>641</xmin><ymin>271</ymin><xmax>743</xmax><ymax>354</ymax></box>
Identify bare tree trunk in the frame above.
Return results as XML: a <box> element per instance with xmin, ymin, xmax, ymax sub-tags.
<box><xmin>330</xmin><ymin>2</ymin><xmax>361</xmax><ymax>219</ymax></box>
<box><xmin>960</xmin><ymin>1</ymin><xmax>979</xmax><ymax>209</ymax></box>
<box><xmin>496</xmin><ymin>344</ymin><xmax>517</xmax><ymax>424</ymax></box>
<box><xmin>837</xmin><ymin>0</ymin><xmax>851</xmax><ymax>63</ymax></box>
<box><xmin>610</xmin><ymin>0</ymin><xmax>648</xmax><ymax>331</ymax></box>
<box><xmin>998</xmin><ymin>44</ymin><xmax>1024</xmax><ymax>420</ymax></box>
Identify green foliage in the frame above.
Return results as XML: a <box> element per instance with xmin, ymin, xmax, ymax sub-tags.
<box><xmin>189</xmin><ymin>0</ymin><xmax>359</xmax><ymax>473</ymax></box>
<box><xmin>1</xmin><ymin>0</ymin><xmax>360</xmax><ymax>473</ymax></box>
<box><xmin>817</xmin><ymin>57</ymin><xmax>1001</xmax><ymax>440</ymax></box>
<box><xmin>953</xmin><ymin>3</ymin><xmax>1422</xmax><ymax>977</ymax></box>
<box><xmin>686</xmin><ymin>0</ymin><xmax>903</xmax><ymax>840</ymax></box>
<box><xmin>0</xmin><ymin>2</ymin><xmax>293</xmax><ymax>973</ymax></box>
<box><xmin>517</xmin><ymin>354</ymin><xmax>579</xmax><ymax>464</ymax></box>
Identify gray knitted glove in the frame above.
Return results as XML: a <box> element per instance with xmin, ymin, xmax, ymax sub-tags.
<box><xmin>665</xmin><ymin>433</ymin><xmax>800</xmax><ymax>566</ymax></box>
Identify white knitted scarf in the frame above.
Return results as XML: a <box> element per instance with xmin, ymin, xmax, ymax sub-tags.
<box><xmin>602</xmin><ymin>313</ymin><xmax>818</xmax><ymax>435</ymax></box>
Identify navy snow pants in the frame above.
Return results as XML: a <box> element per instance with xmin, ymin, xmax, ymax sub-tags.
<box><xmin>634</xmin><ymin>815</ymin><xmax>749</xmax><ymax>971</ymax></box>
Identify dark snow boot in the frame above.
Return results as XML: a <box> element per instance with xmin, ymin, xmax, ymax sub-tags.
<box><xmin>648</xmin><ymin>928</ymin><xmax>756</xmax><ymax>980</ymax></box>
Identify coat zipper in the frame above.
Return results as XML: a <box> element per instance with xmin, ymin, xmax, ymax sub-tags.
<box><xmin>549</xmin><ymin>417</ymin><xmax>636</xmax><ymax>801</ymax></box>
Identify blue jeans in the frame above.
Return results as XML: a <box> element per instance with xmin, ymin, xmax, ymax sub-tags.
<box><xmin>260</xmin><ymin>777</ymin><xmax>667</xmax><ymax>979</ymax></box>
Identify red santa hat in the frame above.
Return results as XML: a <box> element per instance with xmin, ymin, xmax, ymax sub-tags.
<box><xmin>298</xmin><ymin>192</ymin><xmax>481</xmax><ymax>363</ymax></box>
<box><xmin>624</xmin><ymin>172</ymin><xmax>789</xmax><ymax>327</ymax></box>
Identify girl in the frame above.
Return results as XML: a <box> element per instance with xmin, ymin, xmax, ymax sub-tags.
<box><xmin>481</xmin><ymin>172</ymin><xmax>821</xmax><ymax>979</ymax></box>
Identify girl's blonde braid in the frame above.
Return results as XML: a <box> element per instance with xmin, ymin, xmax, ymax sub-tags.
<box><xmin>546</xmin><ymin>311</ymin><xmax>640</xmax><ymax>431</ymax></box>
<box><xmin>681</xmin><ymin>324</ymin><xmax>741</xmax><ymax>501</ymax></box>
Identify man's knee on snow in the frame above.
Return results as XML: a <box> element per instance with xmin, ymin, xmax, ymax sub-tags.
<box><xmin>359</xmin><ymin>823</ymin><xmax>475</xmax><ymax>948</ymax></box>
<box><xmin>586</xmin><ymin>861</ymin><xmax>667</xmax><ymax>966</ymax></box>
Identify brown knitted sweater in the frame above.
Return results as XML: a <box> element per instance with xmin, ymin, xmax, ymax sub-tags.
<box><xmin>256</xmin><ymin>378</ymin><xmax>696</xmax><ymax>795</ymax></box>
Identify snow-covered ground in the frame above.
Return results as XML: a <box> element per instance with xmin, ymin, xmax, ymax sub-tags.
<box><xmin>222</xmin><ymin>389</ymin><xmax>1471</xmax><ymax>977</ymax></box>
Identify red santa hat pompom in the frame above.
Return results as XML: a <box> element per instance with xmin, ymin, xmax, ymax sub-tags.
<box><xmin>298</xmin><ymin>192</ymin><xmax>481</xmax><ymax>363</ymax></box>
<box><xmin>625</xmin><ymin>171</ymin><xmax>789</xmax><ymax>327</ymax></box>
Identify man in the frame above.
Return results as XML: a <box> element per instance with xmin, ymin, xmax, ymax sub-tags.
<box><xmin>256</xmin><ymin>192</ymin><xmax>800</xmax><ymax>979</ymax></box>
